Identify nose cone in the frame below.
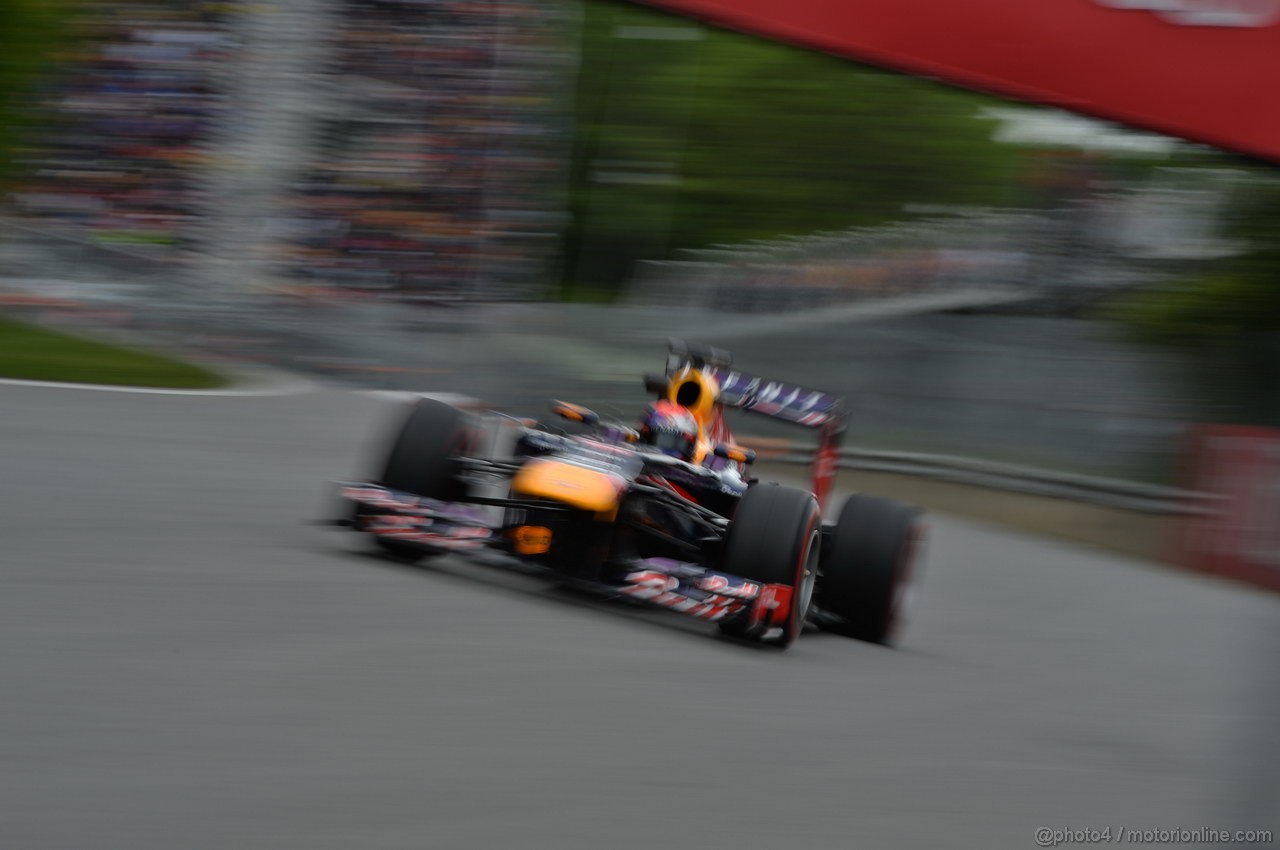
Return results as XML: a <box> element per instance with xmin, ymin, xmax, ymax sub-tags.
<box><xmin>512</xmin><ymin>459</ymin><xmax>624</xmax><ymax>514</ymax></box>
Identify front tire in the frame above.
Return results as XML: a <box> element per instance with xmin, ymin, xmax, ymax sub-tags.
<box><xmin>380</xmin><ymin>398</ymin><xmax>470</xmax><ymax>499</ymax></box>
<box><xmin>365</xmin><ymin>398</ymin><xmax>471</xmax><ymax>560</ymax></box>
<box><xmin>816</xmin><ymin>495</ymin><xmax>921</xmax><ymax>645</ymax></box>
<box><xmin>717</xmin><ymin>484</ymin><xmax>822</xmax><ymax>648</ymax></box>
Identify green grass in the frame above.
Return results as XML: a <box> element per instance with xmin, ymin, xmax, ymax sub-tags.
<box><xmin>0</xmin><ymin>316</ymin><xmax>226</xmax><ymax>389</ymax></box>
<box><xmin>561</xmin><ymin>283</ymin><xmax>622</xmax><ymax>304</ymax></box>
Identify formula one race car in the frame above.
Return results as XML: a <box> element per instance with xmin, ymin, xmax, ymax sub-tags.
<box><xmin>333</xmin><ymin>342</ymin><xmax>922</xmax><ymax>648</ymax></box>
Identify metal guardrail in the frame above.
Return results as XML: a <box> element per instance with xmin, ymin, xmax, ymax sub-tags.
<box><xmin>746</xmin><ymin>441</ymin><xmax>1218</xmax><ymax>516</ymax></box>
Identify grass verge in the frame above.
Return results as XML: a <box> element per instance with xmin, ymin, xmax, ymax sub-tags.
<box><xmin>0</xmin><ymin>316</ymin><xmax>225</xmax><ymax>389</ymax></box>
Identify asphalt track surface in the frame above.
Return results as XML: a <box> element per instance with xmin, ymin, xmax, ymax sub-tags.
<box><xmin>3</xmin><ymin>383</ymin><xmax>1278</xmax><ymax>849</ymax></box>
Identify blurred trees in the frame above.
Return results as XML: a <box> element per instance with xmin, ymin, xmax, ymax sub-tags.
<box><xmin>0</xmin><ymin>0</ymin><xmax>70</xmax><ymax>188</ymax></box>
<box><xmin>564</xmin><ymin>0</ymin><xmax>1019</xmax><ymax>297</ymax></box>
<box><xmin>1115</xmin><ymin>166</ymin><xmax>1280</xmax><ymax>425</ymax></box>
<box><xmin>1120</xmin><ymin>174</ymin><xmax>1280</xmax><ymax>343</ymax></box>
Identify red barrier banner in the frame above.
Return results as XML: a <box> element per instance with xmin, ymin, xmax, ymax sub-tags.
<box><xmin>636</xmin><ymin>0</ymin><xmax>1280</xmax><ymax>162</ymax></box>
<box><xmin>1183</xmin><ymin>425</ymin><xmax>1280</xmax><ymax>592</ymax></box>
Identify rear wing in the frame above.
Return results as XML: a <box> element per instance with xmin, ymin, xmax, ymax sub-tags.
<box><xmin>658</xmin><ymin>341</ymin><xmax>847</xmax><ymax>512</ymax></box>
<box><xmin>712</xmin><ymin>369</ymin><xmax>843</xmax><ymax>429</ymax></box>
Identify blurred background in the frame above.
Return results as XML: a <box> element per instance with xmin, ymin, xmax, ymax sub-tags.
<box><xmin>1</xmin><ymin>0</ymin><xmax>1277</xmax><ymax>846</ymax></box>
<box><xmin>3</xmin><ymin>0</ymin><xmax>1278</xmax><ymax>464</ymax></box>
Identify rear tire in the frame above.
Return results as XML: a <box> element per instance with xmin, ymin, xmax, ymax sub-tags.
<box><xmin>717</xmin><ymin>484</ymin><xmax>821</xmax><ymax>648</ymax></box>
<box><xmin>366</xmin><ymin>399</ymin><xmax>471</xmax><ymax>560</ymax></box>
<box><xmin>817</xmin><ymin>495</ymin><xmax>921</xmax><ymax>645</ymax></box>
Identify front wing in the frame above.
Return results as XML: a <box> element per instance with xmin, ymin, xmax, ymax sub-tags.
<box><xmin>335</xmin><ymin>482</ymin><xmax>793</xmax><ymax>638</ymax></box>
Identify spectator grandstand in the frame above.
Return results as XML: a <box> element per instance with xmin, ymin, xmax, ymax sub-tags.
<box><xmin>9</xmin><ymin>0</ymin><xmax>570</xmax><ymax>303</ymax></box>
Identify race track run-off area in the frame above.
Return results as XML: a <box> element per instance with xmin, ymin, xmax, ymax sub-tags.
<box><xmin>1</xmin><ymin>383</ymin><xmax>1276</xmax><ymax>849</ymax></box>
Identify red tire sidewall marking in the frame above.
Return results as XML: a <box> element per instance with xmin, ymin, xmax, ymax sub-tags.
<box><xmin>784</xmin><ymin>506</ymin><xmax>820</xmax><ymax>641</ymax></box>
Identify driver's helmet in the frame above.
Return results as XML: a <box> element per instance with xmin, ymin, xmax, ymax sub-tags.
<box><xmin>639</xmin><ymin>400</ymin><xmax>699</xmax><ymax>461</ymax></box>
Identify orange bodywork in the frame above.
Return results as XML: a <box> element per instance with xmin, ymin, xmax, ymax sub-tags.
<box><xmin>511</xmin><ymin>459</ymin><xmax>623</xmax><ymax>520</ymax></box>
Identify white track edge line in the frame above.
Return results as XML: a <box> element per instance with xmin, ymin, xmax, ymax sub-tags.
<box><xmin>0</xmin><ymin>375</ymin><xmax>317</xmax><ymax>397</ymax></box>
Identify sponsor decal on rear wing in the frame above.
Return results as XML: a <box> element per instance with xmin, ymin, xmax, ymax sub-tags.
<box><xmin>711</xmin><ymin>369</ymin><xmax>843</xmax><ymax>429</ymax></box>
<box><xmin>711</xmin><ymin>368</ymin><xmax>847</xmax><ymax>512</ymax></box>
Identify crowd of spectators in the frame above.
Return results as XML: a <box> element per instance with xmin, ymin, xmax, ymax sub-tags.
<box><xmin>279</xmin><ymin>0</ymin><xmax>569</xmax><ymax>301</ymax></box>
<box><xmin>11</xmin><ymin>0</ymin><xmax>570</xmax><ymax>302</ymax></box>
<box><xmin>10</xmin><ymin>1</ymin><xmax>233</xmax><ymax>257</ymax></box>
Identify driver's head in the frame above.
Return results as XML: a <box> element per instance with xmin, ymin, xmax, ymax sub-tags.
<box><xmin>639</xmin><ymin>401</ymin><xmax>698</xmax><ymax>461</ymax></box>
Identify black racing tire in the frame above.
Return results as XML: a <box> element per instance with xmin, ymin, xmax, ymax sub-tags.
<box><xmin>717</xmin><ymin>483</ymin><xmax>822</xmax><ymax>648</ymax></box>
<box><xmin>816</xmin><ymin>494</ymin><xmax>922</xmax><ymax>645</ymax></box>
<box><xmin>367</xmin><ymin>398</ymin><xmax>471</xmax><ymax>560</ymax></box>
<box><xmin>380</xmin><ymin>398</ymin><xmax>470</xmax><ymax>499</ymax></box>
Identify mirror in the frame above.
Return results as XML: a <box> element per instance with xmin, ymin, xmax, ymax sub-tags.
<box><xmin>713</xmin><ymin>442</ymin><xmax>756</xmax><ymax>465</ymax></box>
<box><xmin>551</xmin><ymin>400</ymin><xmax>599</xmax><ymax>426</ymax></box>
